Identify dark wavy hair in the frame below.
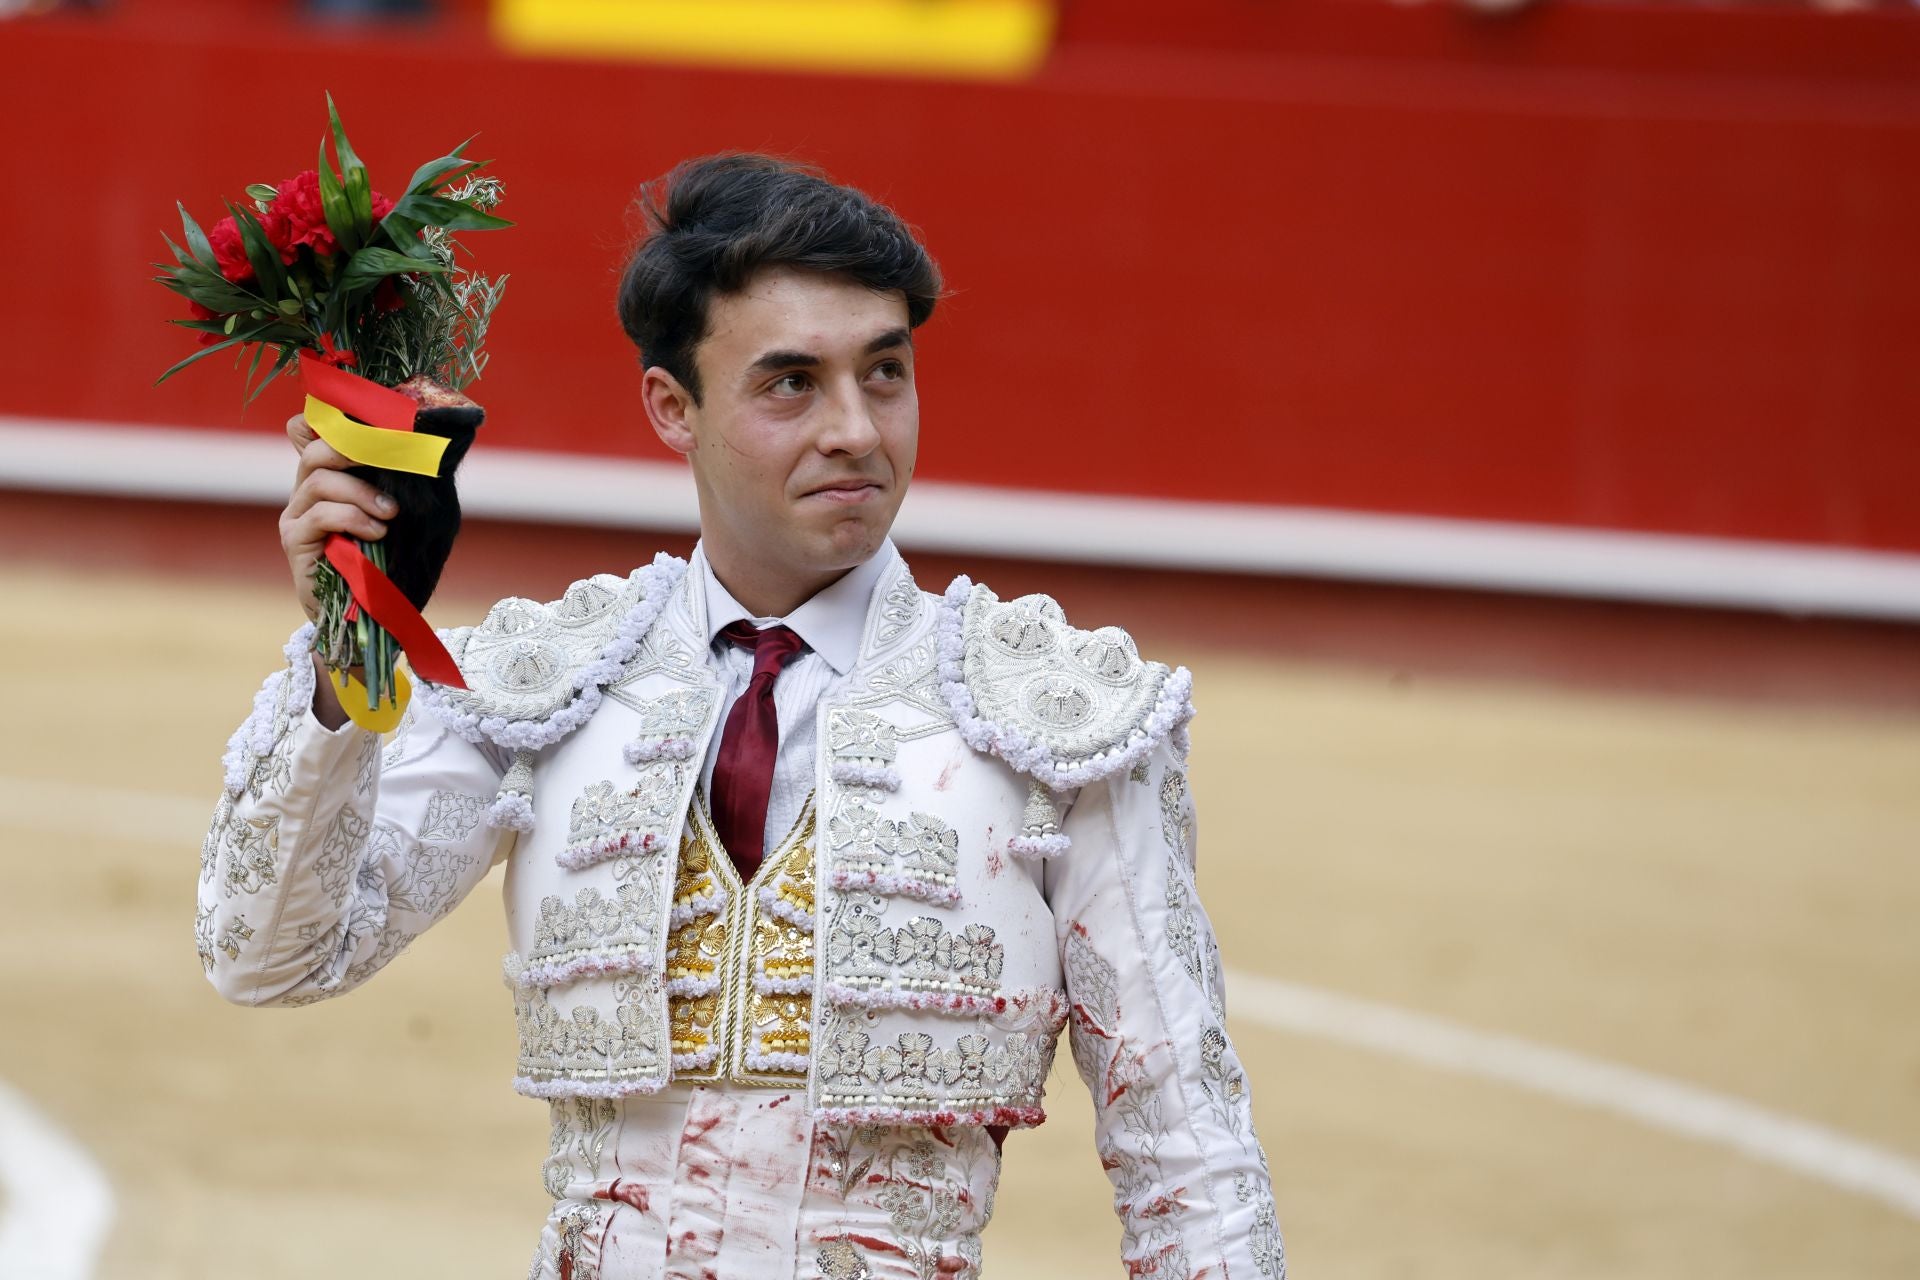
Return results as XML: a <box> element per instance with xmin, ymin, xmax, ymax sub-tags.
<box><xmin>616</xmin><ymin>153</ymin><xmax>942</xmax><ymax>404</ymax></box>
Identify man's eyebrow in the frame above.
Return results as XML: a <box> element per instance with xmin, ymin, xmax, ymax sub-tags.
<box><xmin>744</xmin><ymin>330</ymin><xmax>912</xmax><ymax>379</ymax></box>
<box><xmin>744</xmin><ymin>349</ymin><xmax>821</xmax><ymax>378</ymax></box>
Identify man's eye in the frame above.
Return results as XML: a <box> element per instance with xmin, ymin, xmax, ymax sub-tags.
<box><xmin>870</xmin><ymin>360</ymin><xmax>905</xmax><ymax>382</ymax></box>
<box><xmin>771</xmin><ymin>372</ymin><xmax>811</xmax><ymax>397</ymax></box>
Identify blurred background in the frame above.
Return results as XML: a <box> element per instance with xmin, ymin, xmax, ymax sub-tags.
<box><xmin>2</xmin><ymin>1</ymin><xmax>1918</xmax><ymax>1277</ymax></box>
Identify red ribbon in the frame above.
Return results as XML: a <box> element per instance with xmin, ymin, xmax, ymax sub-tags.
<box><xmin>299</xmin><ymin>351</ymin><xmax>418</xmax><ymax>433</ymax></box>
<box><xmin>313</xmin><ymin>333</ymin><xmax>357</xmax><ymax>369</ymax></box>
<box><xmin>323</xmin><ymin>534</ymin><xmax>467</xmax><ymax>689</ymax></box>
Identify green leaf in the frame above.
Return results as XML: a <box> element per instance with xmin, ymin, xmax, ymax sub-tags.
<box><xmin>316</xmin><ymin>139</ymin><xmax>361</xmax><ymax>257</ymax></box>
<box><xmin>386</xmin><ymin>192</ymin><xmax>513</xmax><ymax>233</ymax></box>
<box><xmin>337</xmin><ymin>245</ymin><xmax>449</xmax><ymax>293</ymax></box>
<box><xmin>327</xmin><ymin>93</ymin><xmax>375</xmax><ymax>237</ymax></box>
<box><xmin>276</xmin><ymin>297</ymin><xmax>303</xmax><ymax>316</ymax></box>
<box><xmin>246</xmin><ymin>183</ymin><xmax>278</xmax><ymax>203</ymax></box>
<box><xmin>245</xmin><ymin>344</ymin><xmax>303</xmax><ymax>406</ymax></box>
<box><xmin>226</xmin><ymin>201</ymin><xmax>289</xmax><ymax>300</ymax></box>
<box><xmin>406</xmin><ymin>139</ymin><xmax>476</xmax><ymax>195</ymax></box>
<box><xmin>326</xmin><ymin>92</ymin><xmax>365</xmax><ymax>181</ymax></box>
<box><xmin>174</xmin><ymin>202</ymin><xmax>219</xmax><ymax>273</ymax></box>
<box><xmin>155</xmin><ymin>332</ymin><xmax>252</xmax><ymax>384</ymax></box>
<box><xmin>373</xmin><ymin>217</ymin><xmax>442</xmax><ymax>264</ymax></box>
<box><xmin>244</xmin><ymin>339</ymin><xmax>269</xmax><ymax>389</ymax></box>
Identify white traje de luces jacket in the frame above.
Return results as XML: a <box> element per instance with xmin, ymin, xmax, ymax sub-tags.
<box><xmin>200</xmin><ymin>545</ymin><xmax>1285</xmax><ymax>1278</ymax></box>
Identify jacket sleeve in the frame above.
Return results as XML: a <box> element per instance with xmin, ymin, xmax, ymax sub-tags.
<box><xmin>1042</xmin><ymin>734</ymin><xmax>1287</xmax><ymax>1279</ymax></box>
<box><xmin>196</xmin><ymin>626</ymin><xmax>514</xmax><ymax>1007</ymax></box>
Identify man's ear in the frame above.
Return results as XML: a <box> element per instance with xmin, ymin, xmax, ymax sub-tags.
<box><xmin>641</xmin><ymin>365</ymin><xmax>698</xmax><ymax>457</ymax></box>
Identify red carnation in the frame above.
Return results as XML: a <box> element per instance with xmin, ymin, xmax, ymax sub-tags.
<box><xmin>266</xmin><ymin>170</ymin><xmax>398</xmax><ymax>263</ymax></box>
<box><xmin>268</xmin><ymin>170</ymin><xmax>339</xmax><ymax>259</ymax></box>
<box><xmin>258</xmin><ymin>201</ymin><xmax>299</xmax><ymax>266</ymax></box>
<box><xmin>208</xmin><ymin>215</ymin><xmax>254</xmax><ymax>284</ymax></box>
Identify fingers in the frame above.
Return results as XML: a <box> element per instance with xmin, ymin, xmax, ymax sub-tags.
<box><xmin>283</xmin><ymin>498</ymin><xmax>390</xmax><ymax>548</ymax></box>
<box><xmin>285</xmin><ymin>465</ymin><xmax>397</xmax><ymax>525</ymax></box>
<box><xmin>285</xmin><ymin>412</ymin><xmax>316</xmax><ymax>453</ymax></box>
<box><xmin>292</xmin><ymin>430</ymin><xmax>356</xmax><ymax>481</ymax></box>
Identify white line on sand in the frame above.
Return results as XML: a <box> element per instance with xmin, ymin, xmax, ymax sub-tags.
<box><xmin>0</xmin><ymin>1078</ymin><xmax>114</xmax><ymax>1280</ymax></box>
<box><xmin>1227</xmin><ymin>970</ymin><xmax>1920</xmax><ymax>1220</ymax></box>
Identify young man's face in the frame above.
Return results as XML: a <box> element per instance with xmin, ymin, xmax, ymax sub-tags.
<box><xmin>647</xmin><ymin>265</ymin><xmax>918</xmax><ymax>600</ymax></box>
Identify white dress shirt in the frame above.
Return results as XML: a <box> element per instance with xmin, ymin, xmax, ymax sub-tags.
<box><xmin>692</xmin><ymin>540</ymin><xmax>893</xmax><ymax>864</ymax></box>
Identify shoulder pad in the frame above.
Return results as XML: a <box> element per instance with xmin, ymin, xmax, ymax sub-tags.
<box><xmin>936</xmin><ymin>577</ymin><xmax>1193</xmax><ymax>789</ymax></box>
<box><xmin>413</xmin><ymin>553</ymin><xmax>687</xmax><ymax>751</ymax></box>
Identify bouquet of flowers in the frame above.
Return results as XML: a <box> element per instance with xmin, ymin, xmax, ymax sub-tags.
<box><xmin>155</xmin><ymin>95</ymin><xmax>510</xmax><ymax>729</ymax></box>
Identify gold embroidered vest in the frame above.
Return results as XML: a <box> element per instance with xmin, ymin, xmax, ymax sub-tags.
<box><xmin>666</xmin><ymin>793</ymin><xmax>817</xmax><ymax>1086</ymax></box>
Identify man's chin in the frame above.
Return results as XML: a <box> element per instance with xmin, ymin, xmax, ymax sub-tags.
<box><xmin>812</xmin><ymin>509</ymin><xmax>896</xmax><ymax>566</ymax></box>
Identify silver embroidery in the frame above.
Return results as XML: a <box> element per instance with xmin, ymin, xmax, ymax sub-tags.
<box><xmin>529</xmin><ymin>873</ymin><xmax>662</xmax><ymax>970</ymax></box>
<box><xmin>353</xmin><ymin>732</ymin><xmax>379</xmax><ymax>797</ymax></box>
<box><xmin>390</xmin><ymin>843</ymin><xmax>476</xmax><ymax>920</ymax></box>
<box><xmin>864</xmin><ymin>640</ymin><xmax>947</xmax><ymax>715</ymax></box>
<box><xmin>1238</xmin><ymin>1172</ymin><xmax>1288</xmax><ymax>1276</ymax></box>
<box><xmin>312</xmin><ymin>805</ymin><xmax>370</xmax><ymax>903</ymax></box>
<box><xmin>202</xmin><ymin>792</ymin><xmax>233</xmax><ymax>885</ymax></box>
<box><xmin>194</xmin><ymin>903</ymin><xmax>216</xmax><ymax>973</ymax></box>
<box><xmin>220</xmin><ymin>812</ymin><xmax>281</xmax><ymax>897</ymax></box>
<box><xmin>825</xmin><ymin>905</ymin><xmax>1003</xmax><ymax>998</ymax></box>
<box><xmin>872</xmin><ymin>571</ymin><xmax>924</xmax><ymax>648</ymax></box>
<box><xmin>1066</xmin><ymin>924</ymin><xmax>1190</xmax><ymax>1277</ymax></box>
<box><xmin>815</xmin><ymin>1123</ymin><xmax>997</xmax><ymax>1280</ymax></box>
<box><xmin>514</xmin><ymin>974</ymin><xmax>665</xmax><ymax>1091</ymax></box>
<box><xmin>828</xmin><ymin>709</ymin><xmax>899</xmax><ymax>763</ymax></box>
<box><xmin>814</xmin><ymin>1011</ymin><xmax>1048</xmax><ymax>1116</ymax></box>
<box><xmin>825</xmin><ymin>801</ymin><xmax>959</xmax><ymax>900</ymax></box>
<box><xmin>213</xmin><ymin>915</ymin><xmax>254</xmax><ymax>963</ymax></box>
<box><xmin>562</xmin><ymin>762</ymin><xmax>687</xmax><ymax>863</ymax></box>
<box><xmin>958</xmin><ymin>586</ymin><xmax>1174</xmax><ymax>772</ymax></box>
<box><xmin>635</xmin><ymin>687</ymin><xmax>713</xmax><ymax>736</ymax></box>
<box><xmin>343</xmin><ymin>926</ymin><xmax>415</xmax><ymax>990</ymax></box>
<box><xmin>1160</xmin><ymin>768</ymin><xmax>1195</xmax><ymax>869</ymax></box>
<box><xmin>435</xmin><ymin>567</ymin><xmax>656</xmax><ymax>727</ymax></box>
<box><xmin>421</xmin><ymin>789</ymin><xmax>486</xmax><ymax>842</ymax></box>
<box><xmin>1019</xmin><ymin>779</ymin><xmax>1066</xmax><ymax>843</ymax></box>
<box><xmin>542</xmin><ymin>1097</ymin><xmax>617</xmax><ymax>1199</ymax></box>
<box><xmin>381</xmin><ymin>705</ymin><xmax>414</xmax><ymax>768</ymax></box>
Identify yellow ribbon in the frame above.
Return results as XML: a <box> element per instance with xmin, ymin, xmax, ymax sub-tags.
<box><xmin>330</xmin><ymin>665</ymin><xmax>412</xmax><ymax>733</ymax></box>
<box><xmin>304</xmin><ymin>395</ymin><xmax>448</xmax><ymax>477</ymax></box>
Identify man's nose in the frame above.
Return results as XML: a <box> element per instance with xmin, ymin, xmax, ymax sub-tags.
<box><xmin>818</xmin><ymin>377</ymin><xmax>882</xmax><ymax>455</ymax></box>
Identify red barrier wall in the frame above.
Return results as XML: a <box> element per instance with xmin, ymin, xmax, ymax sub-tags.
<box><xmin>3</xmin><ymin>2</ymin><xmax>1917</xmax><ymax>550</ymax></box>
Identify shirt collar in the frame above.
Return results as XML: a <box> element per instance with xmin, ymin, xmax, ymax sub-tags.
<box><xmin>694</xmin><ymin>540</ymin><xmax>895</xmax><ymax>678</ymax></box>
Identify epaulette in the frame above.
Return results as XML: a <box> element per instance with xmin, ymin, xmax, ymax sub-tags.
<box><xmin>410</xmin><ymin>554</ymin><xmax>687</xmax><ymax>829</ymax></box>
<box><xmin>935</xmin><ymin>577</ymin><xmax>1194</xmax><ymax>857</ymax></box>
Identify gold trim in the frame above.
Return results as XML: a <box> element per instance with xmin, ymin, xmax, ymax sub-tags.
<box><xmin>667</xmin><ymin>791</ymin><xmax>817</xmax><ymax>1086</ymax></box>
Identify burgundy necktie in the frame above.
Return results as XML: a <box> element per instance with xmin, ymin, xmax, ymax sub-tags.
<box><xmin>710</xmin><ymin>621</ymin><xmax>807</xmax><ymax>880</ymax></box>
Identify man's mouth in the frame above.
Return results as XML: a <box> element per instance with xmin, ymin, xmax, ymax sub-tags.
<box><xmin>804</xmin><ymin>479</ymin><xmax>883</xmax><ymax>502</ymax></box>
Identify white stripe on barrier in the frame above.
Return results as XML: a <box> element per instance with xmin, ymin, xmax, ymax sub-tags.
<box><xmin>1226</xmin><ymin>969</ymin><xmax>1920</xmax><ymax>1221</ymax></box>
<box><xmin>5</xmin><ymin>417</ymin><xmax>1920</xmax><ymax>619</ymax></box>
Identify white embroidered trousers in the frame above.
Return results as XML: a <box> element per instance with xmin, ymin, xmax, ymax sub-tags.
<box><xmin>532</xmin><ymin>1082</ymin><xmax>1002</xmax><ymax>1280</ymax></box>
